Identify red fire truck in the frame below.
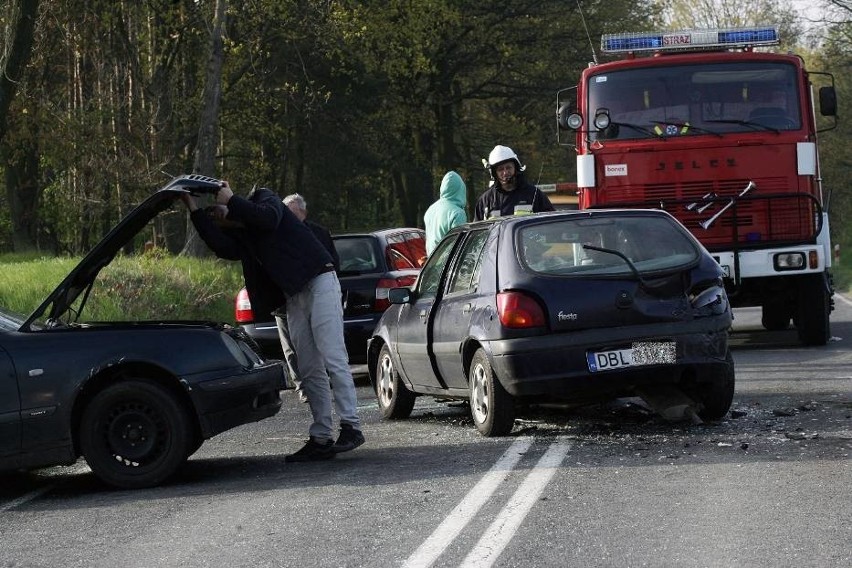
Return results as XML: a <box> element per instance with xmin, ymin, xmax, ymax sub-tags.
<box><xmin>556</xmin><ymin>26</ymin><xmax>837</xmax><ymax>345</ymax></box>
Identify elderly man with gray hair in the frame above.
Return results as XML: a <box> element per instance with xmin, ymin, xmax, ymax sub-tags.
<box><xmin>277</xmin><ymin>193</ymin><xmax>341</xmax><ymax>403</ymax></box>
<box><xmin>269</xmin><ymin>192</ymin><xmax>360</xmax><ymax>460</ymax></box>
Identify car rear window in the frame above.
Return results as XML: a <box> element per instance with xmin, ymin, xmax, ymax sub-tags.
<box><xmin>518</xmin><ymin>215</ymin><xmax>699</xmax><ymax>276</ymax></box>
<box><xmin>336</xmin><ymin>237</ymin><xmax>379</xmax><ymax>273</ymax></box>
<box><xmin>385</xmin><ymin>231</ymin><xmax>426</xmax><ymax>270</ymax></box>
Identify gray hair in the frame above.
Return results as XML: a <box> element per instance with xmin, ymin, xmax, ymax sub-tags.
<box><xmin>283</xmin><ymin>193</ymin><xmax>306</xmax><ymax>210</ymax></box>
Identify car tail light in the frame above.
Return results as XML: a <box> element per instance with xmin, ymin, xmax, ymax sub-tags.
<box><xmin>235</xmin><ymin>288</ymin><xmax>255</xmax><ymax>323</ymax></box>
<box><xmin>497</xmin><ymin>291</ymin><xmax>546</xmax><ymax>328</ymax></box>
<box><xmin>375</xmin><ymin>276</ymin><xmax>418</xmax><ymax>311</ymax></box>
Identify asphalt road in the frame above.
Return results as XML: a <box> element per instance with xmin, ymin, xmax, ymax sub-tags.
<box><xmin>2</xmin><ymin>296</ymin><xmax>850</xmax><ymax>568</ymax></box>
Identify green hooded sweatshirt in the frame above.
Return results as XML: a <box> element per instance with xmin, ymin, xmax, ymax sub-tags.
<box><xmin>424</xmin><ymin>171</ymin><xmax>468</xmax><ymax>255</ymax></box>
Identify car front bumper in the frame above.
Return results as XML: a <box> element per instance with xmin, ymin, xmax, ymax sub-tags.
<box><xmin>486</xmin><ymin>320</ymin><xmax>730</xmax><ymax>401</ymax></box>
<box><xmin>189</xmin><ymin>361</ymin><xmax>285</xmax><ymax>438</ymax></box>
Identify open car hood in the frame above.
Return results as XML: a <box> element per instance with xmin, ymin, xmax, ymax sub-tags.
<box><xmin>22</xmin><ymin>175</ymin><xmax>224</xmax><ymax>330</ymax></box>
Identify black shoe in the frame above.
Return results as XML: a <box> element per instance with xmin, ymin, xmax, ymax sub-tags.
<box><xmin>285</xmin><ymin>437</ymin><xmax>336</xmax><ymax>462</ymax></box>
<box><xmin>332</xmin><ymin>424</ymin><xmax>365</xmax><ymax>453</ymax></box>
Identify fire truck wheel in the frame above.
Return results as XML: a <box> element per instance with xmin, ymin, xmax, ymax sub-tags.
<box><xmin>761</xmin><ymin>303</ymin><xmax>792</xmax><ymax>331</ymax></box>
<box><xmin>796</xmin><ymin>274</ymin><xmax>831</xmax><ymax>346</ymax></box>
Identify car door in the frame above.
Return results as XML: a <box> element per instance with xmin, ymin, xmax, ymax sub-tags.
<box><xmin>0</xmin><ymin>342</ymin><xmax>21</xmax><ymax>457</ymax></box>
<box><xmin>431</xmin><ymin>229</ymin><xmax>490</xmax><ymax>389</ymax></box>
<box><xmin>394</xmin><ymin>234</ymin><xmax>459</xmax><ymax>389</ymax></box>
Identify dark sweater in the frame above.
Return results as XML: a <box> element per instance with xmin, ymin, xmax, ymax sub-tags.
<box><xmin>190</xmin><ymin>187</ymin><xmax>333</xmax><ymax>319</ymax></box>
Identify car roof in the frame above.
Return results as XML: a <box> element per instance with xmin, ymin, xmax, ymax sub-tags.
<box><xmin>333</xmin><ymin>227</ymin><xmax>424</xmax><ymax>239</ymax></box>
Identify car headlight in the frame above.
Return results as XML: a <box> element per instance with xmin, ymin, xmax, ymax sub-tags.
<box><xmin>220</xmin><ymin>331</ymin><xmax>255</xmax><ymax>366</ymax></box>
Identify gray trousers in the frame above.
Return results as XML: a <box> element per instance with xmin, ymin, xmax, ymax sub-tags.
<box><xmin>284</xmin><ymin>271</ymin><xmax>360</xmax><ymax>442</ymax></box>
<box><xmin>274</xmin><ymin>313</ymin><xmax>300</xmax><ymax>391</ymax></box>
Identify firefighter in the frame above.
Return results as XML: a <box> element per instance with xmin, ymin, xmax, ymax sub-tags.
<box><xmin>473</xmin><ymin>145</ymin><xmax>554</xmax><ymax>221</ymax></box>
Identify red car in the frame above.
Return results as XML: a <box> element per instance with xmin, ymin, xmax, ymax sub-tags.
<box><xmin>235</xmin><ymin>228</ymin><xmax>426</xmax><ymax>364</ymax></box>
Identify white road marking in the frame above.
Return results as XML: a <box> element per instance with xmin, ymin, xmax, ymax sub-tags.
<box><xmin>0</xmin><ymin>485</ymin><xmax>54</xmax><ymax>513</ymax></box>
<box><xmin>401</xmin><ymin>437</ymin><xmax>534</xmax><ymax>568</ymax></box>
<box><xmin>460</xmin><ymin>440</ymin><xmax>572</xmax><ymax>568</ymax></box>
<box><xmin>835</xmin><ymin>292</ymin><xmax>852</xmax><ymax>308</ymax></box>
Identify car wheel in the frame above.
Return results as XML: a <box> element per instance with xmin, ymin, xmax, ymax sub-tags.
<box><xmin>375</xmin><ymin>344</ymin><xmax>415</xmax><ymax>419</ymax></box>
<box><xmin>696</xmin><ymin>350</ymin><xmax>735</xmax><ymax>421</ymax></box>
<box><xmin>80</xmin><ymin>379</ymin><xmax>192</xmax><ymax>489</ymax></box>
<box><xmin>469</xmin><ymin>348</ymin><xmax>514</xmax><ymax>437</ymax></box>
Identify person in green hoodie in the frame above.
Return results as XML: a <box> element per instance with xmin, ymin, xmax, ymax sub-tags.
<box><xmin>424</xmin><ymin>170</ymin><xmax>468</xmax><ymax>256</ymax></box>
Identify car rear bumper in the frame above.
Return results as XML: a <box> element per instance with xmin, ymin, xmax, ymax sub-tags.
<box><xmin>240</xmin><ymin>314</ymin><xmax>381</xmax><ymax>365</ymax></box>
<box><xmin>190</xmin><ymin>362</ymin><xmax>285</xmax><ymax>438</ymax></box>
<box><xmin>486</xmin><ymin>320</ymin><xmax>730</xmax><ymax>400</ymax></box>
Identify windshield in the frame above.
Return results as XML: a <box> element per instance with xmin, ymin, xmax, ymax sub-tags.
<box><xmin>519</xmin><ymin>215</ymin><xmax>699</xmax><ymax>276</ymax></box>
<box><xmin>587</xmin><ymin>61</ymin><xmax>801</xmax><ymax>140</ymax></box>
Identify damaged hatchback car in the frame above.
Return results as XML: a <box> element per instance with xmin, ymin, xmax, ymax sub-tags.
<box><xmin>368</xmin><ymin>209</ymin><xmax>735</xmax><ymax>436</ymax></box>
<box><xmin>0</xmin><ymin>175</ymin><xmax>285</xmax><ymax>488</ymax></box>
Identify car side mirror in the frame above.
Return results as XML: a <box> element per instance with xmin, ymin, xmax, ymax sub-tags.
<box><xmin>388</xmin><ymin>287</ymin><xmax>412</xmax><ymax>305</ymax></box>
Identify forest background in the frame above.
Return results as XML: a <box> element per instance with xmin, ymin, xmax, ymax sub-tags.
<box><xmin>0</xmin><ymin>0</ymin><xmax>850</xmax><ymax>260</ymax></box>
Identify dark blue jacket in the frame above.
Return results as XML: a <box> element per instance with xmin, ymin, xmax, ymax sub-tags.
<box><xmin>306</xmin><ymin>219</ymin><xmax>340</xmax><ymax>272</ymax></box>
<box><xmin>190</xmin><ymin>187</ymin><xmax>333</xmax><ymax>319</ymax></box>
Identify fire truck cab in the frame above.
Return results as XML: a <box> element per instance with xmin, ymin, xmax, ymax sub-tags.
<box><xmin>557</xmin><ymin>26</ymin><xmax>837</xmax><ymax>345</ymax></box>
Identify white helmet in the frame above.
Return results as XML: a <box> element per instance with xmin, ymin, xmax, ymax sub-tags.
<box><xmin>486</xmin><ymin>145</ymin><xmax>526</xmax><ymax>174</ymax></box>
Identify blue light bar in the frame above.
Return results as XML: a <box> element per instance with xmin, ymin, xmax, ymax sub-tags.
<box><xmin>601</xmin><ymin>26</ymin><xmax>779</xmax><ymax>54</ymax></box>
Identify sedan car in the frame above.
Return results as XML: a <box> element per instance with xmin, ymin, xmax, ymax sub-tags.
<box><xmin>0</xmin><ymin>175</ymin><xmax>285</xmax><ymax>488</ymax></box>
<box><xmin>235</xmin><ymin>228</ymin><xmax>426</xmax><ymax>364</ymax></box>
<box><xmin>367</xmin><ymin>209</ymin><xmax>735</xmax><ymax>436</ymax></box>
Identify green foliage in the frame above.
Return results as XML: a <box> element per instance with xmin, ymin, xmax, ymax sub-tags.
<box><xmin>3</xmin><ymin>0</ymin><xmax>844</xmax><ymax>256</ymax></box>
<box><xmin>0</xmin><ymin>253</ymin><xmax>244</xmax><ymax>322</ymax></box>
<box><xmin>0</xmin><ymin>255</ymin><xmax>76</xmax><ymax>314</ymax></box>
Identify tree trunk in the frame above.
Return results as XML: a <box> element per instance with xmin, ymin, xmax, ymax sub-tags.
<box><xmin>0</xmin><ymin>0</ymin><xmax>39</xmax><ymax>145</ymax></box>
<box><xmin>1</xmin><ymin>0</ymin><xmax>41</xmax><ymax>253</ymax></box>
<box><xmin>3</xmin><ymin>137</ymin><xmax>40</xmax><ymax>252</ymax></box>
<box><xmin>183</xmin><ymin>0</ymin><xmax>227</xmax><ymax>257</ymax></box>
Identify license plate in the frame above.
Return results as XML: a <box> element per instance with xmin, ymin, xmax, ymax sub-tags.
<box><xmin>587</xmin><ymin>341</ymin><xmax>676</xmax><ymax>373</ymax></box>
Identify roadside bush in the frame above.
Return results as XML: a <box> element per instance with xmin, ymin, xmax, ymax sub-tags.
<box><xmin>0</xmin><ymin>254</ymin><xmax>244</xmax><ymax>323</ymax></box>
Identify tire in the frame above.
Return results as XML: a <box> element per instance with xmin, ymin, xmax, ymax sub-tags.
<box><xmin>469</xmin><ymin>348</ymin><xmax>514</xmax><ymax>436</ymax></box>
<box><xmin>696</xmin><ymin>350</ymin><xmax>735</xmax><ymax>421</ymax></box>
<box><xmin>375</xmin><ymin>344</ymin><xmax>415</xmax><ymax>419</ymax></box>
<box><xmin>761</xmin><ymin>303</ymin><xmax>791</xmax><ymax>331</ymax></box>
<box><xmin>796</xmin><ymin>273</ymin><xmax>831</xmax><ymax>346</ymax></box>
<box><xmin>80</xmin><ymin>379</ymin><xmax>192</xmax><ymax>489</ymax></box>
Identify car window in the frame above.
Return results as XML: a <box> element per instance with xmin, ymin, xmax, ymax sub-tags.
<box><xmin>335</xmin><ymin>237</ymin><xmax>379</xmax><ymax>273</ymax></box>
<box><xmin>416</xmin><ymin>233</ymin><xmax>459</xmax><ymax>298</ymax></box>
<box><xmin>519</xmin><ymin>215</ymin><xmax>699</xmax><ymax>276</ymax></box>
<box><xmin>446</xmin><ymin>230</ymin><xmax>489</xmax><ymax>295</ymax></box>
<box><xmin>385</xmin><ymin>231</ymin><xmax>427</xmax><ymax>270</ymax></box>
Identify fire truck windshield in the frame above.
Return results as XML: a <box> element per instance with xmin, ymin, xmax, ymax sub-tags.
<box><xmin>587</xmin><ymin>61</ymin><xmax>801</xmax><ymax>141</ymax></box>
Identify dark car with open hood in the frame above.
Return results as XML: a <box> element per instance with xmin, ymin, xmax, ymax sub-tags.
<box><xmin>368</xmin><ymin>209</ymin><xmax>735</xmax><ymax>436</ymax></box>
<box><xmin>0</xmin><ymin>175</ymin><xmax>286</xmax><ymax>488</ymax></box>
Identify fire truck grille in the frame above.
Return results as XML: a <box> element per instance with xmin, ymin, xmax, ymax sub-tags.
<box><xmin>602</xmin><ymin>177</ymin><xmax>820</xmax><ymax>249</ymax></box>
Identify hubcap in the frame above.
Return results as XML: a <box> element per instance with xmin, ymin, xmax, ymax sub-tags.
<box><xmin>378</xmin><ymin>354</ymin><xmax>395</xmax><ymax>407</ymax></box>
<box><xmin>471</xmin><ymin>363</ymin><xmax>489</xmax><ymax>423</ymax></box>
<box><xmin>104</xmin><ymin>401</ymin><xmax>166</xmax><ymax>465</ymax></box>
